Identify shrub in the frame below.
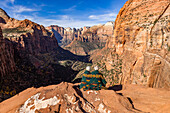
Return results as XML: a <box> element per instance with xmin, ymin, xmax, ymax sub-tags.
<box><xmin>2</xmin><ymin>27</ymin><xmax>28</xmax><ymax>34</ymax></box>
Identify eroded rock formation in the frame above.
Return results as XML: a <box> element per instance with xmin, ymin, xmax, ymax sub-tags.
<box><xmin>1</xmin><ymin>82</ymin><xmax>170</xmax><ymax>113</ymax></box>
<box><xmin>99</xmin><ymin>0</ymin><xmax>170</xmax><ymax>88</ymax></box>
<box><xmin>0</xmin><ymin>8</ymin><xmax>90</xmax><ymax>102</ymax></box>
<box><xmin>46</xmin><ymin>22</ymin><xmax>114</xmax><ymax>55</ymax></box>
<box><xmin>0</xmin><ymin>10</ymin><xmax>58</xmax><ymax>54</ymax></box>
<box><xmin>46</xmin><ymin>21</ymin><xmax>114</xmax><ymax>48</ymax></box>
<box><xmin>0</xmin><ymin>82</ymin><xmax>139</xmax><ymax>113</ymax></box>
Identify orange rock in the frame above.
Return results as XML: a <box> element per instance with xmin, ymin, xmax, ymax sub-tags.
<box><xmin>0</xmin><ymin>82</ymin><xmax>138</xmax><ymax>113</ymax></box>
<box><xmin>103</xmin><ymin>0</ymin><xmax>170</xmax><ymax>88</ymax></box>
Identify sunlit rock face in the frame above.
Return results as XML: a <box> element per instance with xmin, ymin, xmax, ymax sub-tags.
<box><xmin>104</xmin><ymin>0</ymin><xmax>170</xmax><ymax>88</ymax></box>
<box><xmin>0</xmin><ymin>82</ymin><xmax>138</xmax><ymax>113</ymax></box>
<box><xmin>0</xmin><ymin>8</ymin><xmax>84</xmax><ymax>102</ymax></box>
<box><xmin>46</xmin><ymin>22</ymin><xmax>114</xmax><ymax>55</ymax></box>
<box><xmin>0</xmin><ymin>8</ymin><xmax>10</xmax><ymax>24</ymax></box>
<box><xmin>46</xmin><ymin>21</ymin><xmax>114</xmax><ymax>47</ymax></box>
<box><xmin>0</xmin><ymin>9</ymin><xmax>58</xmax><ymax>55</ymax></box>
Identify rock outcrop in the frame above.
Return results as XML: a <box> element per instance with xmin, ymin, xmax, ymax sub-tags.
<box><xmin>0</xmin><ymin>82</ymin><xmax>139</xmax><ymax>113</ymax></box>
<box><xmin>117</xmin><ymin>84</ymin><xmax>170</xmax><ymax>113</ymax></box>
<box><xmin>0</xmin><ymin>8</ymin><xmax>10</xmax><ymax>24</ymax></box>
<box><xmin>1</xmin><ymin>82</ymin><xmax>170</xmax><ymax>113</ymax></box>
<box><xmin>0</xmin><ymin>8</ymin><xmax>90</xmax><ymax>102</ymax></box>
<box><xmin>99</xmin><ymin>0</ymin><xmax>170</xmax><ymax>88</ymax></box>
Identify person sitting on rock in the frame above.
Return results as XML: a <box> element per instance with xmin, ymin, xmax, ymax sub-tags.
<box><xmin>79</xmin><ymin>66</ymin><xmax>91</xmax><ymax>91</ymax></box>
<box><xmin>79</xmin><ymin>66</ymin><xmax>107</xmax><ymax>91</ymax></box>
<box><xmin>90</xmin><ymin>66</ymin><xmax>107</xmax><ymax>90</ymax></box>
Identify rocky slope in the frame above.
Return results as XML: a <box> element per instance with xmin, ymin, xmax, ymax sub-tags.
<box><xmin>0</xmin><ymin>8</ymin><xmax>90</xmax><ymax>102</ymax></box>
<box><xmin>91</xmin><ymin>0</ymin><xmax>170</xmax><ymax>89</ymax></box>
<box><xmin>1</xmin><ymin>82</ymin><xmax>170</xmax><ymax>113</ymax></box>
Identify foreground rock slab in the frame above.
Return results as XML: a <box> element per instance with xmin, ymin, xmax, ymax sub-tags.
<box><xmin>0</xmin><ymin>82</ymin><xmax>138</xmax><ymax>113</ymax></box>
<box><xmin>117</xmin><ymin>84</ymin><xmax>170</xmax><ymax>113</ymax></box>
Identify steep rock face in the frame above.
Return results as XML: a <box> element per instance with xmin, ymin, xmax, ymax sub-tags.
<box><xmin>0</xmin><ymin>8</ymin><xmax>10</xmax><ymax>24</ymax></box>
<box><xmin>46</xmin><ymin>22</ymin><xmax>114</xmax><ymax>55</ymax></box>
<box><xmin>46</xmin><ymin>25</ymin><xmax>64</xmax><ymax>44</ymax></box>
<box><xmin>46</xmin><ymin>21</ymin><xmax>114</xmax><ymax>48</ymax></box>
<box><xmin>1</xmin><ymin>18</ymin><xmax>58</xmax><ymax>55</ymax></box>
<box><xmin>64</xmin><ymin>40</ymin><xmax>104</xmax><ymax>55</ymax></box>
<box><xmin>0</xmin><ymin>9</ymin><xmax>90</xmax><ymax>102</ymax></box>
<box><xmin>0</xmin><ymin>27</ymin><xmax>15</xmax><ymax>77</ymax></box>
<box><xmin>0</xmin><ymin>82</ymin><xmax>139</xmax><ymax>113</ymax></box>
<box><xmin>105</xmin><ymin>0</ymin><xmax>170</xmax><ymax>88</ymax></box>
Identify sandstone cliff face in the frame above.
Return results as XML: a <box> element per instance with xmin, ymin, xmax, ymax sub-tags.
<box><xmin>46</xmin><ymin>21</ymin><xmax>114</xmax><ymax>47</ymax></box>
<box><xmin>0</xmin><ymin>9</ymin><xmax>90</xmax><ymax>102</ymax></box>
<box><xmin>0</xmin><ymin>8</ymin><xmax>10</xmax><ymax>24</ymax></box>
<box><xmin>0</xmin><ymin>27</ymin><xmax>15</xmax><ymax>78</ymax></box>
<box><xmin>104</xmin><ymin>0</ymin><xmax>170</xmax><ymax>88</ymax></box>
<box><xmin>46</xmin><ymin>22</ymin><xmax>114</xmax><ymax>55</ymax></box>
<box><xmin>0</xmin><ymin>16</ymin><xmax>58</xmax><ymax>55</ymax></box>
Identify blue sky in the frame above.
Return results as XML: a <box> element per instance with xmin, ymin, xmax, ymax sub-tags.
<box><xmin>0</xmin><ymin>0</ymin><xmax>127</xmax><ymax>28</ymax></box>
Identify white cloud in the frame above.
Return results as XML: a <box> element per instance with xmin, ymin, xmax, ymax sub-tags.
<box><xmin>0</xmin><ymin>0</ymin><xmax>39</xmax><ymax>13</ymax></box>
<box><xmin>10</xmin><ymin>13</ymin><xmax>102</xmax><ymax>28</ymax></box>
<box><xmin>10</xmin><ymin>0</ymin><xmax>14</xmax><ymax>4</ymax></box>
<box><xmin>0</xmin><ymin>0</ymin><xmax>117</xmax><ymax>28</ymax></box>
<box><xmin>31</xmin><ymin>17</ymin><xmax>100</xmax><ymax>28</ymax></box>
<box><xmin>63</xmin><ymin>5</ymin><xmax>77</xmax><ymax>11</ymax></box>
<box><xmin>89</xmin><ymin>12</ymin><xmax>117</xmax><ymax>21</ymax></box>
<box><xmin>38</xmin><ymin>19</ymin><xmax>99</xmax><ymax>28</ymax></box>
<box><xmin>12</xmin><ymin>5</ymin><xmax>38</xmax><ymax>13</ymax></box>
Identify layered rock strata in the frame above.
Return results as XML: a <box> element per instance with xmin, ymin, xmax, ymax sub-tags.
<box><xmin>103</xmin><ymin>0</ymin><xmax>170</xmax><ymax>88</ymax></box>
<box><xmin>0</xmin><ymin>8</ymin><xmax>90</xmax><ymax>102</ymax></box>
<box><xmin>46</xmin><ymin>21</ymin><xmax>114</xmax><ymax>47</ymax></box>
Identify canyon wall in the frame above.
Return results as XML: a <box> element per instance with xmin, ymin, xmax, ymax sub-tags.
<box><xmin>46</xmin><ymin>21</ymin><xmax>114</xmax><ymax>47</ymax></box>
<box><xmin>0</xmin><ymin>8</ymin><xmax>90</xmax><ymax>102</ymax></box>
<box><xmin>0</xmin><ymin>11</ymin><xmax>58</xmax><ymax>55</ymax></box>
<box><xmin>46</xmin><ymin>22</ymin><xmax>114</xmax><ymax>55</ymax></box>
<box><xmin>104</xmin><ymin>0</ymin><xmax>170</xmax><ymax>88</ymax></box>
<box><xmin>0</xmin><ymin>27</ymin><xmax>15</xmax><ymax>78</ymax></box>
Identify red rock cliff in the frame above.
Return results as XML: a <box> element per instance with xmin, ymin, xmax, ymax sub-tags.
<box><xmin>0</xmin><ymin>8</ymin><xmax>58</xmax><ymax>55</ymax></box>
<box><xmin>0</xmin><ymin>27</ymin><xmax>15</xmax><ymax>77</ymax></box>
<box><xmin>105</xmin><ymin>0</ymin><xmax>170</xmax><ymax>88</ymax></box>
<box><xmin>46</xmin><ymin>21</ymin><xmax>114</xmax><ymax>47</ymax></box>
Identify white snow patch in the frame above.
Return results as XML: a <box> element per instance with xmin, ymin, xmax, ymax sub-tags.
<box><xmin>95</xmin><ymin>97</ymin><xmax>101</xmax><ymax>101</ymax></box>
<box><xmin>19</xmin><ymin>93</ymin><xmax>60</xmax><ymax>113</ymax></box>
<box><xmin>87</xmin><ymin>90</ymin><xmax>98</xmax><ymax>94</ymax></box>
<box><xmin>66</xmin><ymin>108</ymin><xmax>73</xmax><ymax>113</ymax></box>
<box><xmin>98</xmin><ymin>103</ymin><xmax>111</xmax><ymax>113</ymax></box>
<box><xmin>64</xmin><ymin>94</ymin><xmax>77</xmax><ymax>104</ymax></box>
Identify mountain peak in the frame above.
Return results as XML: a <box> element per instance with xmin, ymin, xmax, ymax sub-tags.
<box><xmin>0</xmin><ymin>8</ymin><xmax>10</xmax><ymax>23</ymax></box>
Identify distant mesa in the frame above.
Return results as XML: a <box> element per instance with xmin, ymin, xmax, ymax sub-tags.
<box><xmin>46</xmin><ymin>21</ymin><xmax>114</xmax><ymax>55</ymax></box>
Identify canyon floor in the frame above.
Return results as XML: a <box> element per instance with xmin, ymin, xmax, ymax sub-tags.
<box><xmin>0</xmin><ymin>82</ymin><xmax>170</xmax><ymax>113</ymax></box>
